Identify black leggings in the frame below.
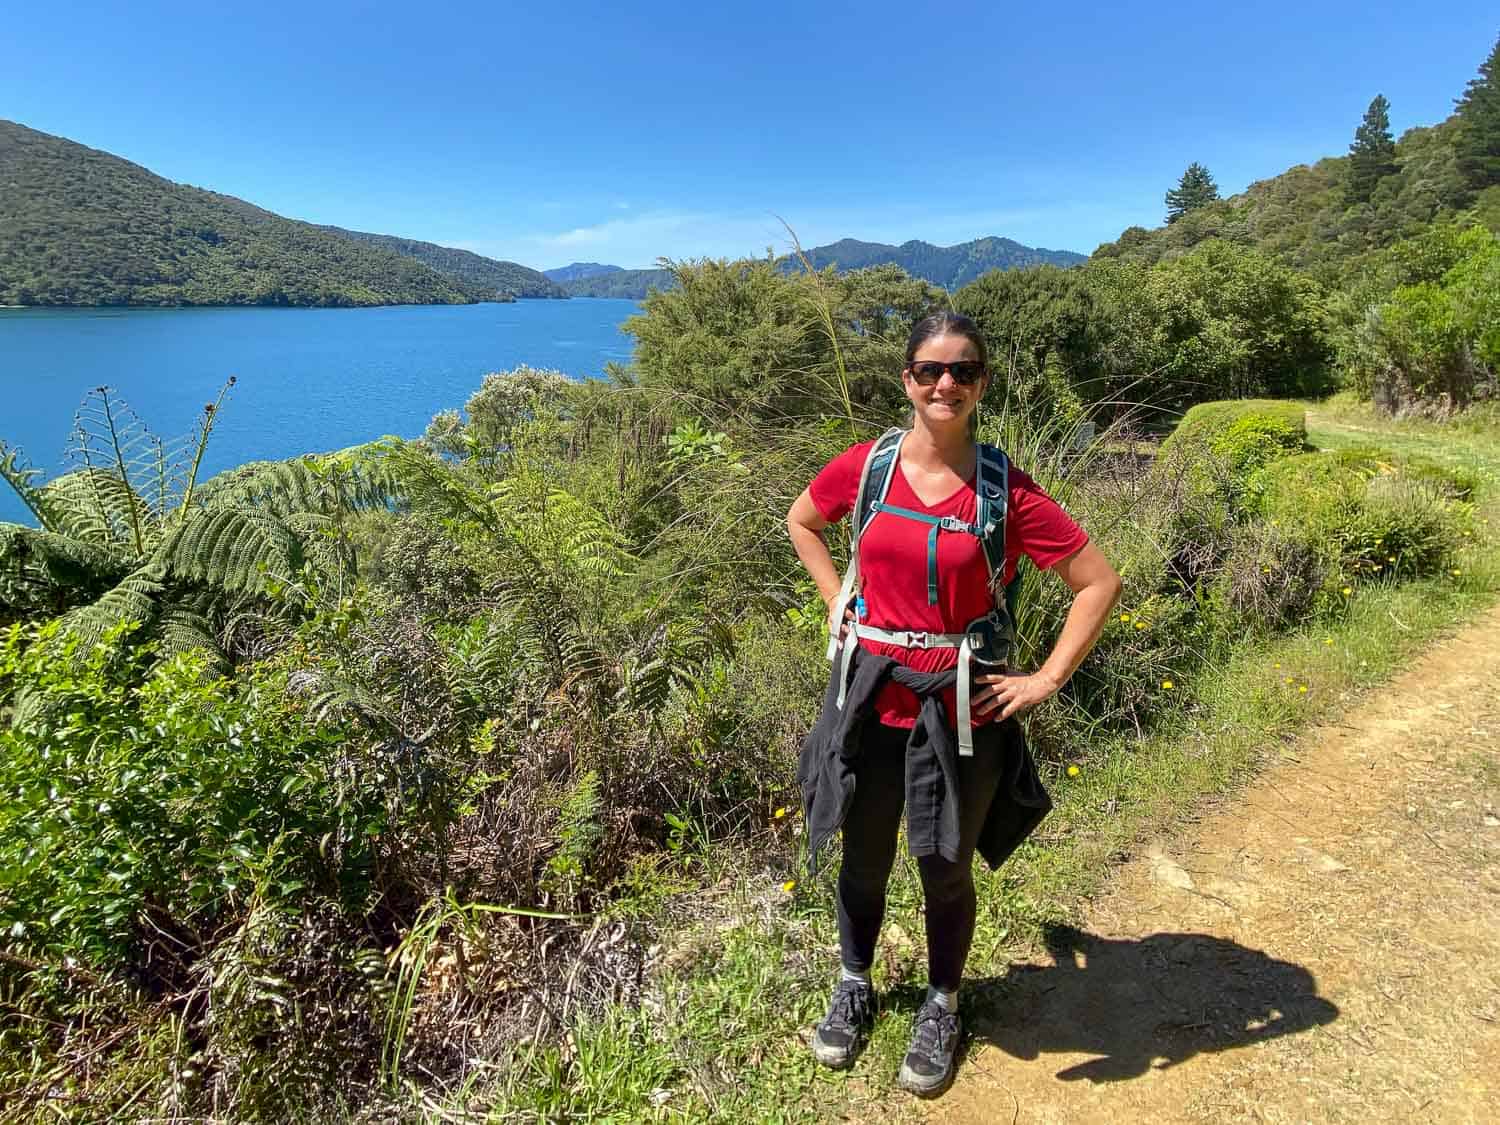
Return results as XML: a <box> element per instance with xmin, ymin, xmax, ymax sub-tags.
<box><xmin>836</xmin><ymin>718</ymin><xmax>1009</xmax><ymax>991</ymax></box>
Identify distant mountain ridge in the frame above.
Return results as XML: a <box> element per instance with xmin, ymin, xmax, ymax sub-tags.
<box><xmin>560</xmin><ymin>269</ymin><xmax>675</xmax><ymax>298</ymax></box>
<box><xmin>544</xmin><ymin>262</ymin><xmax>624</xmax><ymax>283</ymax></box>
<box><xmin>320</xmin><ymin>228</ymin><xmax>564</xmax><ymax>299</ymax></box>
<box><xmin>558</xmin><ymin>236</ymin><xmax>1086</xmax><ymax>299</ymax></box>
<box><xmin>0</xmin><ymin>120</ymin><xmax>477</xmax><ymax>308</ymax></box>
<box><xmin>788</xmin><ymin>236</ymin><xmax>1086</xmax><ymax>289</ymax></box>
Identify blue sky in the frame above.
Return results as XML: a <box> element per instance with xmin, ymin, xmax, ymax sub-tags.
<box><xmin>3</xmin><ymin>2</ymin><xmax>1495</xmax><ymax>268</ymax></box>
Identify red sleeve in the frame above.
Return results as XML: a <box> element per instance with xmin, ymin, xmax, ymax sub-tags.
<box><xmin>808</xmin><ymin>441</ymin><xmax>875</xmax><ymax>523</ymax></box>
<box><xmin>1008</xmin><ymin>467</ymin><xmax>1089</xmax><ymax>570</ymax></box>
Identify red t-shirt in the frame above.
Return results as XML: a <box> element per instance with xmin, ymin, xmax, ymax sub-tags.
<box><xmin>810</xmin><ymin>439</ymin><xmax>1088</xmax><ymax>729</ymax></box>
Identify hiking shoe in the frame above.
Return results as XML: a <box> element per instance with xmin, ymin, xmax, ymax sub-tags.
<box><xmin>897</xmin><ymin>1000</ymin><xmax>962</xmax><ymax>1097</ymax></box>
<box><xmin>810</xmin><ymin>979</ymin><xmax>877</xmax><ymax>1069</ymax></box>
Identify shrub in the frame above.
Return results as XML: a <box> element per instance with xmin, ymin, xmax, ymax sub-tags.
<box><xmin>1159</xmin><ymin>399</ymin><xmax>1307</xmax><ymax>482</ymax></box>
<box><xmin>1248</xmin><ymin>452</ymin><xmax>1461</xmax><ymax>592</ymax></box>
<box><xmin>0</xmin><ymin>623</ymin><xmax>386</xmax><ymax>970</ymax></box>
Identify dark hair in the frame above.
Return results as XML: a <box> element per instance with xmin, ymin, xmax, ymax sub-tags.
<box><xmin>904</xmin><ymin>311</ymin><xmax>988</xmax><ymax>370</ymax></box>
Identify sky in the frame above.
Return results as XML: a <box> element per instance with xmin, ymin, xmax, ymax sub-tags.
<box><xmin>3</xmin><ymin>2</ymin><xmax>1495</xmax><ymax>269</ymax></box>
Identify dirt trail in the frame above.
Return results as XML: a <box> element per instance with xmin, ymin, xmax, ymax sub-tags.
<box><xmin>932</xmin><ymin>605</ymin><xmax>1500</xmax><ymax>1125</ymax></box>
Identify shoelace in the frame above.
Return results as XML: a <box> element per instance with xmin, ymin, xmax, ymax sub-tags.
<box><xmin>910</xmin><ymin>1004</ymin><xmax>958</xmax><ymax>1056</ymax></box>
<box><xmin>825</xmin><ymin>982</ymin><xmax>873</xmax><ymax>1032</ymax></box>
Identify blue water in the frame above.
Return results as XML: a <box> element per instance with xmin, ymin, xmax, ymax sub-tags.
<box><xmin>0</xmin><ymin>301</ymin><xmax>639</xmax><ymax>526</ymax></box>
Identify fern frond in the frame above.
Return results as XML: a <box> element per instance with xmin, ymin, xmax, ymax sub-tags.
<box><xmin>156</xmin><ymin>602</ymin><xmax>226</xmax><ymax>670</ymax></box>
<box><xmin>67</xmin><ymin>388</ymin><xmax>163</xmax><ymax>554</ymax></box>
<box><xmin>194</xmin><ymin>446</ymin><xmax>402</xmax><ymax>519</ymax></box>
<box><xmin>0</xmin><ymin>523</ymin><xmax>131</xmax><ymax>621</ymax></box>
<box><xmin>38</xmin><ymin>469</ymin><xmax>154</xmax><ymax>550</ymax></box>
<box><xmin>155</xmin><ymin>508</ymin><xmax>301</xmax><ymax>595</ymax></box>
<box><xmin>57</xmin><ymin>563</ymin><xmax>169</xmax><ymax>652</ymax></box>
<box><xmin>193</xmin><ymin>460</ymin><xmax>329</xmax><ymax>515</ymax></box>
<box><xmin>0</xmin><ymin>443</ymin><xmax>52</xmax><ymax>529</ymax></box>
<box><xmin>380</xmin><ymin>441</ymin><xmax>495</xmax><ymax>528</ymax></box>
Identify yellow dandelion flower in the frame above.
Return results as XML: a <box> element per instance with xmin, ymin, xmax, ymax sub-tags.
<box><xmin>1135</xmin><ymin>621</ymin><xmax>1147</xmax><ymax>631</ymax></box>
<box><xmin>1341</xmin><ymin>586</ymin><xmax>1352</xmax><ymax>595</ymax></box>
<box><xmin>1452</xmin><ymin>569</ymin><xmax>1462</xmax><ymax>577</ymax></box>
<box><xmin>1066</xmin><ymin>765</ymin><xmax>1080</xmax><ymax>778</ymax></box>
<box><xmin>1162</xmin><ymin>679</ymin><xmax>1175</xmax><ymax>690</ymax></box>
<box><xmin>1324</xmin><ymin>637</ymin><xmax>1334</xmax><ymax>645</ymax></box>
<box><xmin>1273</xmin><ymin>662</ymin><xmax>1281</xmax><ymax>669</ymax></box>
<box><xmin>781</xmin><ymin>880</ymin><xmax>797</xmax><ymax>893</ymax></box>
<box><xmin>773</xmin><ymin>807</ymin><xmax>787</xmax><ymax>819</ymax></box>
<box><xmin>1119</xmin><ymin>612</ymin><xmax>1131</xmax><ymax>623</ymax></box>
<box><xmin>1298</xmin><ymin>684</ymin><xmax>1308</xmax><ymax>694</ymax></box>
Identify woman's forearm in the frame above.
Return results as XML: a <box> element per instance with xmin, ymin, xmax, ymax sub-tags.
<box><xmin>787</xmin><ymin>490</ymin><xmax>844</xmax><ymax>605</ymax></box>
<box><xmin>1036</xmin><ymin>578</ymin><xmax>1118</xmax><ymax>690</ymax></box>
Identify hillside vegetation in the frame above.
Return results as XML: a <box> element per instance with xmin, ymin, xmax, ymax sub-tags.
<box><xmin>321</xmin><ymin>226</ymin><xmax>565</xmax><ymax>299</ymax></box>
<box><xmin>560</xmin><ymin>266</ymin><xmax>677</xmax><ymax>298</ymax></box>
<box><xmin>544</xmin><ymin>262</ymin><xmax>624</xmax><ymax>283</ymax></box>
<box><xmin>2</xmin><ymin>242</ymin><xmax>1494</xmax><ymax>1119</ymax></box>
<box><xmin>0</xmin><ymin>120</ymin><xmax>474</xmax><ymax>307</ymax></box>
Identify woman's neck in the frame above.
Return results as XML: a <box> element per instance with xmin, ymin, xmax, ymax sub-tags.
<box><xmin>904</xmin><ymin>418</ymin><xmax>974</xmax><ymax>471</ymax></box>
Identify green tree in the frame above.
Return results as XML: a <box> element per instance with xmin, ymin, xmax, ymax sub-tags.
<box><xmin>1454</xmin><ymin>33</ymin><xmax>1500</xmax><ymax>191</ymax></box>
<box><xmin>1165</xmin><ymin>162</ymin><xmax>1221</xmax><ymax>223</ymax></box>
<box><xmin>1346</xmin><ymin>94</ymin><xmax>1399</xmax><ymax>205</ymax></box>
<box><xmin>953</xmin><ymin>265</ymin><xmax>1099</xmax><ymax>419</ymax></box>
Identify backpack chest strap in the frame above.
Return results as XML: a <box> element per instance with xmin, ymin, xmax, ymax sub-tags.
<box><xmin>868</xmin><ymin>501</ymin><xmax>982</xmax><ymax>606</ymax></box>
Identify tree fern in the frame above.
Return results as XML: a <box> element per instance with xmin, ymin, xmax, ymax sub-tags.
<box><xmin>2</xmin><ymin>386</ymin><xmax>403</xmax><ymax>673</ymax></box>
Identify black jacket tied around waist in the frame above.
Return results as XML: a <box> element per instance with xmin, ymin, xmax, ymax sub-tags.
<box><xmin>797</xmin><ymin>643</ymin><xmax>1052</xmax><ymax>874</ymax></box>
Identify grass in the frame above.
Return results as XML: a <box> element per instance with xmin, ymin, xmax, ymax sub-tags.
<box><xmin>1305</xmin><ymin>397</ymin><xmax>1500</xmax><ymax>492</ymax></box>
<box><xmin>422</xmin><ymin>404</ymin><xmax>1500</xmax><ymax>1123</ymax></box>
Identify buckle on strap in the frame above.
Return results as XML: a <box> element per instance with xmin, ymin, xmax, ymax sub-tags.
<box><xmin>938</xmin><ymin>516</ymin><xmax>975</xmax><ymax>534</ymax></box>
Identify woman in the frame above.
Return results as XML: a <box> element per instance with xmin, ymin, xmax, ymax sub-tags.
<box><xmin>786</xmin><ymin>312</ymin><xmax>1120</xmax><ymax>1096</ymax></box>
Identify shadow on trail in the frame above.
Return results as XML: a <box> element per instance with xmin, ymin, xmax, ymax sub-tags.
<box><xmin>963</xmin><ymin>924</ymin><xmax>1339</xmax><ymax>1083</ymax></box>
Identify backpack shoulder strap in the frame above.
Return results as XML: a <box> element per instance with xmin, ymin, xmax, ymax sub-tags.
<box><xmin>855</xmin><ymin>428</ymin><xmax>906</xmax><ymax>538</ymax></box>
<box><xmin>974</xmin><ymin>443</ymin><xmax>1010</xmax><ymax>581</ymax></box>
<box><xmin>825</xmin><ymin>428</ymin><xmax>906</xmax><ymax>667</ymax></box>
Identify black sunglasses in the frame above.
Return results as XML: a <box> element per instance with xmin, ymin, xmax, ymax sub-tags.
<box><xmin>907</xmin><ymin>360</ymin><xmax>987</xmax><ymax>386</ymax></box>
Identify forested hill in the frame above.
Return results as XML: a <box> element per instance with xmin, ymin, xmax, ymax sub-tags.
<box><xmin>787</xmin><ymin>236</ymin><xmax>1087</xmax><ymax>288</ymax></box>
<box><xmin>320</xmin><ymin>227</ymin><xmax>565</xmax><ymax>299</ymax></box>
<box><xmin>0</xmin><ymin>120</ymin><xmax>473</xmax><ymax>307</ymax></box>
<box><xmin>1093</xmin><ymin>120</ymin><xmax>1500</xmax><ymax>280</ymax></box>
<box><xmin>544</xmin><ymin>262</ymin><xmax>623</xmax><ymax>283</ymax></box>
<box><xmin>560</xmin><ymin>268</ymin><xmax>675</xmax><ymax>298</ymax></box>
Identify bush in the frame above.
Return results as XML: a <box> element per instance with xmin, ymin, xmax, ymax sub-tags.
<box><xmin>1248</xmin><ymin>452</ymin><xmax>1462</xmax><ymax>592</ymax></box>
<box><xmin>0</xmin><ymin>623</ymin><xmax>386</xmax><ymax>970</ymax></box>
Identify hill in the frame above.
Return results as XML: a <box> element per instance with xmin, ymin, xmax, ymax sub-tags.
<box><xmin>788</xmin><ymin>235</ymin><xmax>1086</xmax><ymax>288</ymax></box>
<box><xmin>560</xmin><ymin>236</ymin><xmax>1087</xmax><ymax>299</ymax></box>
<box><xmin>320</xmin><ymin>227</ymin><xmax>564</xmax><ymax>299</ymax></box>
<box><xmin>544</xmin><ymin>262</ymin><xmax>624</xmax><ymax>283</ymax></box>
<box><xmin>0</xmin><ymin>120</ymin><xmax>473</xmax><ymax>307</ymax></box>
<box><xmin>1092</xmin><ymin>121</ymin><xmax>1500</xmax><ymax>281</ymax></box>
<box><xmin>560</xmin><ymin>268</ymin><xmax>675</xmax><ymax>298</ymax></box>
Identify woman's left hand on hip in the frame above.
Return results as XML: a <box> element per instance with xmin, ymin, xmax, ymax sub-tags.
<box><xmin>973</xmin><ymin>670</ymin><xmax>1061</xmax><ymax>720</ymax></box>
